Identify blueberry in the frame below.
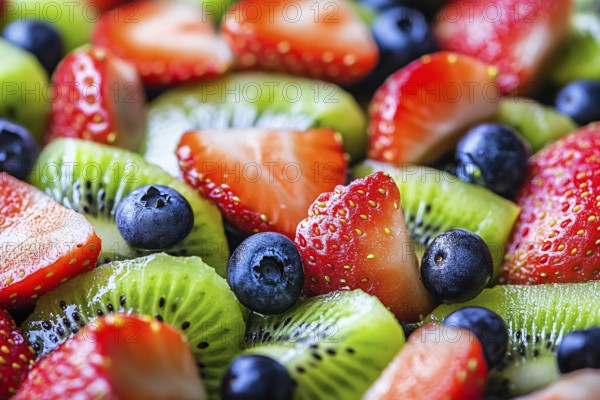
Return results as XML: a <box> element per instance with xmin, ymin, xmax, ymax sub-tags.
<box><xmin>421</xmin><ymin>229</ymin><xmax>492</xmax><ymax>303</ymax></box>
<box><xmin>116</xmin><ymin>185</ymin><xmax>194</xmax><ymax>250</ymax></box>
<box><xmin>0</xmin><ymin>118</ymin><xmax>39</xmax><ymax>180</ymax></box>
<box><xmin>455</xmin><ymin>123</ymin><xmax>530</xmax><ymax>199</ymax></box>
<box><xmin>349</xmin><ymin>6</ymin><xmax>437</xmax><ymax>96</ymax></box>
<box><xmin>443</xmin><ymin>307</ymin><xmax>508</xmax><ymax>368</ymax></box>
<box><xmin>358</xmin><ymin>0</ymin><xmax>444</xmax><ymax>19</ymax></box>
<box><xmin>556</xmin><ymin>80</ymin><xmax>600</xmax><ymax>126</ymax></box>
<box><xmin>2</xmin><ymin>20</ymin><xmax>63</xmax><ymax>74</ymax></box>
<box><xmin>557</xmin><ymin>327</ymin><xmax>600</xmax><ymax>374</ymax></box>
<box><xmin>227</xmin><ymin>232</ymin><xmax>304</xmax><ymax>315</ymax></box>
<box><xmin>222</xmin><ymin>355</ymin><xmax>296</xmax><ymax>400</ymax></box>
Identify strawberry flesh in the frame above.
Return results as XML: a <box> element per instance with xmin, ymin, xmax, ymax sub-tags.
<box><xmin>221</xmin><ymin>0</ymin><xmax>378</xmax><ymax>85</ymax></box>
<box><xmin>368</xmin><ymin>52</ymin><xmax>499</xmax><ymax>166</ymax></box>
<box><xmin>295</xmin><ymin>172</ymin><xmax>434</xmax><ymax>321</ymax></box>
<box><xmin>46</xmin><ymin>46</ymin><xmax>146</xmax><ymax>150</ymax></box>
<box><xmin>364</xmin><ymin>324</ymin><xmax>488</xmax><ymax>400</ymax></box>
<box><xmin>502</xmin><ymin>124</ymin><xmax>600</xmax><ymax>284</ymax></box>
<box><xmin>93</xmin><ymin>1</ymin><xmax>232</xmax><ymax>86</ymax></box>
<box><xmin>0</xmin><ymin>173</ymin><xmax>101</xmax><ymax>309</ymax></box>
<box><xmin>178</xmin><ymin>128</ymin><xmax>347</xmax><ymax>239</ymax></box>
<box><xmin>15</xmin><ymin>314</ymin><xmax>206</xmax><ymax>400</ymax></box>
<box><xmin>435</xmin><ymin>0</ymin><xmax>572</xmax><ymax>94</ymax></box>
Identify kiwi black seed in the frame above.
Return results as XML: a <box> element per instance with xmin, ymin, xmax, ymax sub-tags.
<box><xmin>28</xmin><ymin>138</ymin><xmax>229</xmax><ymax>275</ymax></box>
<box><xmin>426</xmin><ymin>281</ymin><xmax>600</xmax><ymax>397</ymax></box>
<box><xmin>243</xmin><ymin>290</ymin><xmax>404</xmax><ymax>399</ymax></box>
<box><xmin>353</xmin><ymin>161</ymin><xmax>520</xmax><ymax>282</ymax></box>
<box><xmin>21</xmin><ymin>253</ymin><xmax>245</xmax><ymax>399</ymax></box>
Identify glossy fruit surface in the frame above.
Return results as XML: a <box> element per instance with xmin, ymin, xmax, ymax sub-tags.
<box><xmin>443</xmin><ymin>306</ymin><xmax>509</xmax><ymax>368</ymax></box>
<box><xmin>221</xmin><ymin>355</ymin><xmax>296</xmax><ymax>400</ymax></box>
<box><xmin>455</xmin><ymin>123</ymin><xmax>530</xmax><ymax>199</ymax></box>
<box><xmin>0</xmin><ymin>118</ymin><xmax>38</xmax><ymax>180</ymax></box>
<box><xmin>556</xmin><ymin>80</ymin><xmax>600</xmax><ymax>126</ymax></box>
<box><xmin>116</xmin><ymin>185</ymin><xmax>194</xmax><ymax>250</ymax></box>
<box><xmin>227</xmin><ymin>232</ymin><xmax>304</xmax><ymax>315</ymax></box>
<box><xmin>2</xmin><ymin>20</ymin><xmax>63</xmax><ymax>73</ymax></box>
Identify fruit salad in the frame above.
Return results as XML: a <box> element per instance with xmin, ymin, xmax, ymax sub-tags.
<box><xmin>1</xmin><ymin>0</ymin><xmax>600</xmax><ymax>399</ymax></box>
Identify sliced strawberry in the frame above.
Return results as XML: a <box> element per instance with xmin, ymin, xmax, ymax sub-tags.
<box><xmin>178</xmin><ymin>128</ymin><xmax>347</xmax><ymax>239</ymax></box>
<box><xmin>295</xmin><ymin>172</ymin><xmax>434</xmax><ymax>321</ymax></box>
<box><xmin>93</xmin><ymin>1</ymin><xmax>232</xmax><ymax>86</ymax></box>
<box><xmin>368</xmin><ymin>52</ymin><xmax>499</xmax><ymax>166</ymax></box>
<box><xmin>0</xmin><ymin>173</ymin><xmax>101</xmax><ymax>309</ymax></box>
<box><xmin>46</xmin><ymin>46</ymin><xmax>146</xmax><ymax>150</ymax></box>
<box><xmin>364</xmin><ymin>324</ymin><xmax>487</xmax><ymax>400</ymax></box>
<box><xmin>15</xmin><ymin>314</ymin><xmax>206</xmax><ymax>399</ymax></box>
<box><xmin>221</xmin><ymin>0</ymin><xmax>378</xmax><ymax>85</ymax></box>
<box><xmin>502</xmin><ymin>124</ymin><xmax>600</xmax><ymax>284</ymax></box>
<box><xmin>435</xmin><ymin>0</ymin><xmax>571</xmax><ymax>94</ymax></box>
<box><xmin>0</xmin><ymin>309</ymin><xmax>35</xmax><ymax>399</ymax></box>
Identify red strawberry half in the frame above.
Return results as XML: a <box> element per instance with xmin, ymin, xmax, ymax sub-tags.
<box><xmin>435</xmin><ymin>0</ymin><xmax>571</xmax><ymax>94</ymax></box>
<box><xmin>364</xmin><ymin>324</ymin><xmax>487</xmax><ymax>400</ymax></box>
<box><xmin>0</xmin><ymin>309</ymin><xmax>35</xmax><ymax>399</ymax></box>
<box><xmin>178</xmin><ymin>128</ymin><xmax>347</xmax><ymax>239</ymax></box>
<box><xmin>295</xmin><ymin>172</ymin><xmax>434</xmax><ymax>321</ymax></box>
<box><xmin>15</xmin><ymin>314</ymin><xmax>206</xmax><ymax>400</ymax></box>
<box><xmin>368</xmin><ymin>52</ymin><xmax>499</xmax><ymax>166</ymax></box>
<box><xmin>502</xmin><ymin>124</ymin><xmax>600</xmax><ymax>284</ymax></box>
<box><xmin>93</xmin><ymin>1</ymin><xmax>232</xmax><ymax>86</ymax></box>
<box><xmin>46</xmin><ymin>46</ymin><xmax>146</xmax><ymax>150</ymax></box>
<box><xmin>0</xmin><ymin>173</ymin><xmax>101</xmax><ymax>309</ymax></box>
<box><xmin>221</xmin><ymin>0</ymin><xmax>378</xmax><ymax>85</ymax></box>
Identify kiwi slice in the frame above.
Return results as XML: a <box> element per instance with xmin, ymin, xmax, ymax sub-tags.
<box><xmin>21</xmin><ymin>253</ymin><xmax>244</xmax><ymax>398</ymax></box>
<box><xmin>28</xmin><ymin>138</ymin><xmax>229</xmax><ymax>275</ymax></box>
<box><xmin>141</xmin><ymin>72</ymin><xmax>367</xmax><ymax>175</ymax></box>
<box><xmin>0</xmin><ymin>39</ymin><xmax>50</xmax><ymax>142</ymax></box>
<box><xmin>494</xmin><ymin>98</ymin><xmax>577</xmax><ymax>153</ymax></box>
<box><xmin>353</xmin><ymin>161</ymin><xmax>520</xmax><ymax>282</ymax></box>
<box><xmin>550</xmin><ymin>13</ymin><xmax>600</xmax><ymax>86</ymax></box>
<box><xmin>244</xmin><ymin>290</ymin><xmax>404</xmax><ymax>399</ymax></box>
<box><xmin>426</xmin><ymin>281</ymin><xmax>600</xmax><ymax>397</ymax></box>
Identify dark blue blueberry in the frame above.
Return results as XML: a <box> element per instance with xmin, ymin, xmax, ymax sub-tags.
<box><xmin>227</xmin><ymin>232</ymin><xmax>304</xmax><ymax>315</ymax></box>
<box><xmin>358</xmin><ymin>0</ymin><xmax>444</xmax><ymax>19</ymax></box>
<box><xmin>348</xmin><ymin>6</ymin><xmax>437</xmax><ymax>97</ymax></box>
<box><xmin>116</xmin><ymin>185</ymin><xmax>194</xmax><ymax>250</ymax></box>
<box><xmin>0</xmin><ymin>118</ymin><xmax>39</xmax><ymax>180</ymax></box>
<box><xmin>421</xmin><ymin>229</ymin><xmax>492</xmax><ymax>303</ymax></box>
<box><xmin>557</xmin><ymin>327</ymin><xmax>600</xmax><ymax>374</ymax></box>
<box><xmin>455</xmin><ymin>123</ymin><xmax>530</xmax><ymax>199</ymax></box>
<box><xmin>2</xmin><ymin>20</ymin><xmax>63</xmax><ymax>74</ymax></box>
<box><xmin>443</xmin><ymin>307</ymin><xmax>508</xmax><ymax>368</ymax></box>
<box><xmin>222</xmin><ymin>355</ymin><xmax>296</xmax><ymax>400</ymax></box>
<box><xmin>556</xmin><ymin>80</ymin><xmax>600</xmax><ymax>126</ymax></box>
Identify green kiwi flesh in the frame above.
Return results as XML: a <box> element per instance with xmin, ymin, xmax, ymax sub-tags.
<box><xmin>28</xmin><ymin>138</ymin><xmax>229</xmax><ymax>275</ymax></box>
<box><xmin>0</xmin><ymin>39</ymin><xmax>50</xmax><ymax>142</ymax></box>
<box><xmin>244</xmin><ymin>290</ymin><xmax>404</xmax><ymax>399</ymax></box>
<box><xmin>21</xmin><ymin>253</ymin><xmax>244</xmax><ymax>399</ymax></box>
<box><xmin>550</xmin><ymin>13</ymin><xmax>600</xmax><ymax>86</ymax></box>
<box><xmin>352</xmin><ymin>161</ymin><xmax>521</xmax><ymax>282</ymax></box>
<box><xmin>142</xmin><ymin>72</ymin><xmax>367</xmax><ymax>175</ymax></box>
<box><xmin>425</xmin><ymin>281</ymin><xmax>600</xmax><ymax>397</ymax></box>
<box><xmin>494</xmin><ymin>98</ymin><xmax>577</xmax><ymax>152</ymax></box>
